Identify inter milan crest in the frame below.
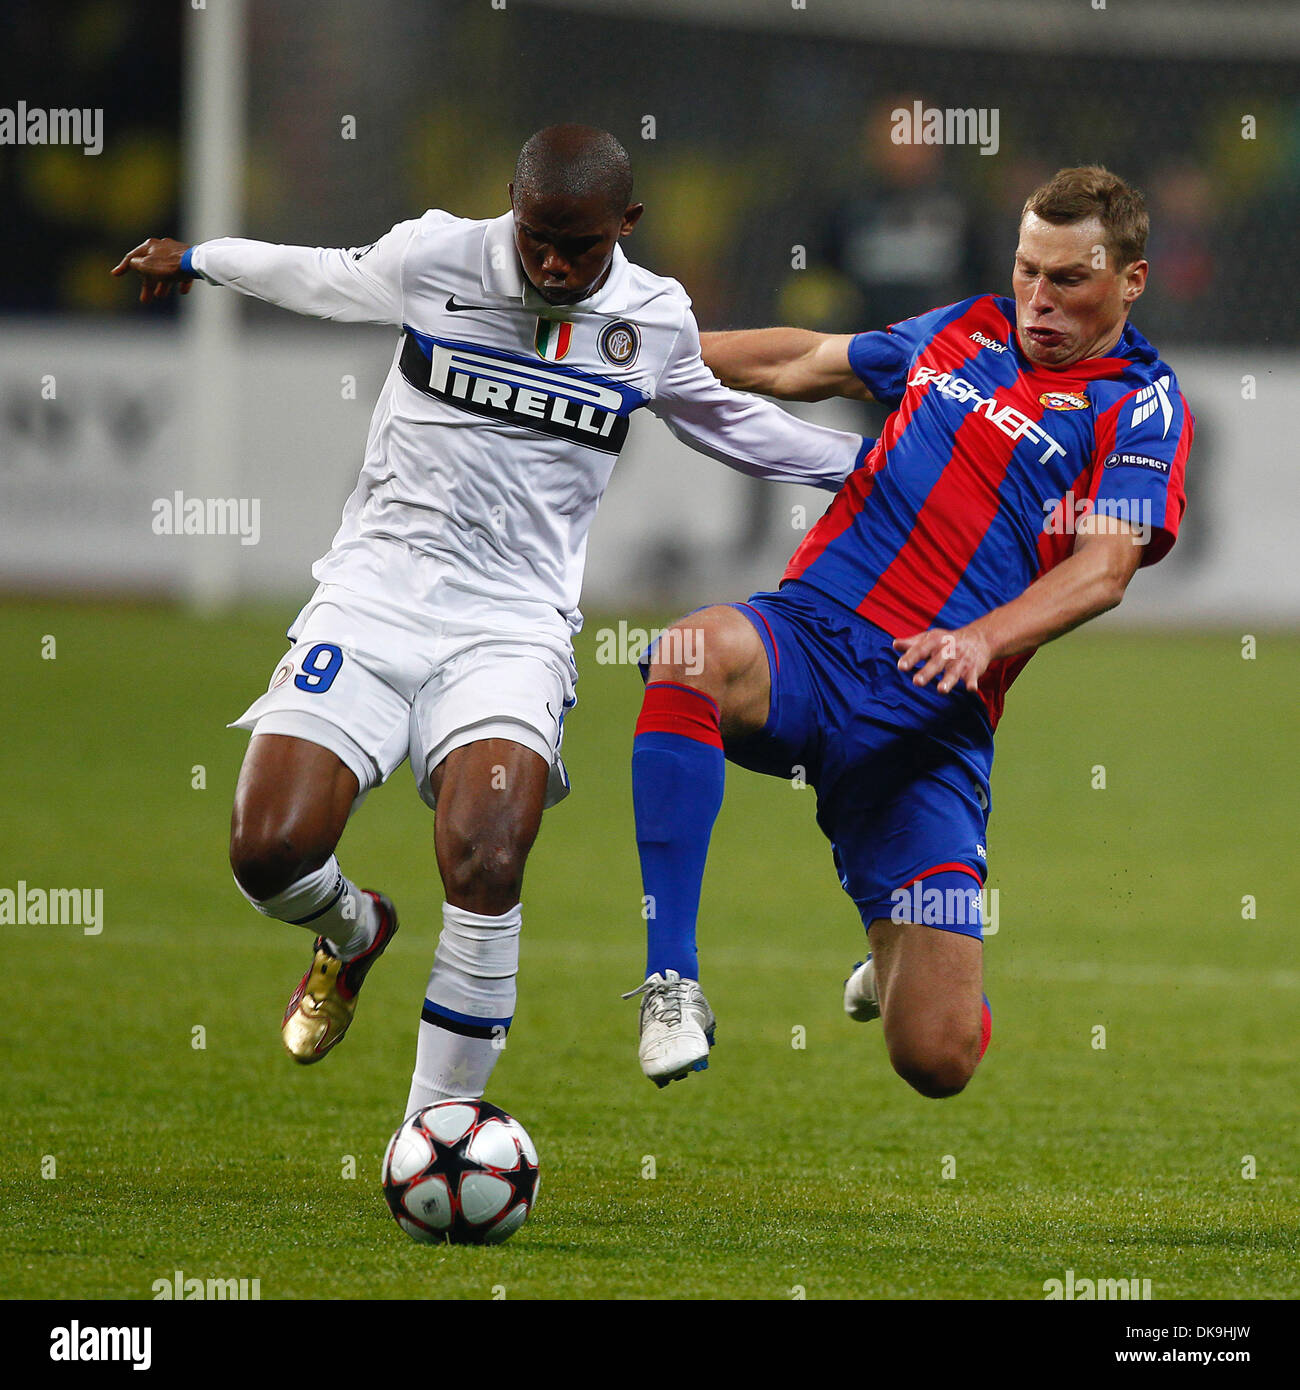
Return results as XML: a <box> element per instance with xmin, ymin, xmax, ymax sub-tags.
<box><xmin>535</xmin><ymin>317</ymin><xmax>573</xmax><ymax>361</ymax></box>
<box><xmin>598</xmin><ymin>319</ymin><xmax>640</xmax><ymax>367</ymax></box>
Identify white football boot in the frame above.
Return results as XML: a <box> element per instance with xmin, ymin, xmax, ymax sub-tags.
<box><xmin>843</xmin><ymin>955</ymin><xmax>881</xmax><ymax>1023</ymax></box>
<box><xmin>622</xmin><ymin>969</ymin><xmax>716</xmax><ymax>1088</ymax></box>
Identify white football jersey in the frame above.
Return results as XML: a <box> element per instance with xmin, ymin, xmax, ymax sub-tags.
<box><xmin>189</xmin><ymin>211</ymin><xmax>862</xmax><ymax>637</ymax></box>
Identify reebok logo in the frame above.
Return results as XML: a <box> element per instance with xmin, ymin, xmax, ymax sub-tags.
<box><xmin>969</xmin><ymin>331</ymin><xmax>1008</xmax><ymax>354</ymax></box>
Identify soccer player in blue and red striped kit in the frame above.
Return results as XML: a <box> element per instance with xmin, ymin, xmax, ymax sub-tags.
<box><xmin>624</xmin><ymin>167</ymin><xmax>1192</xmax><ymax>1098</ymax></box>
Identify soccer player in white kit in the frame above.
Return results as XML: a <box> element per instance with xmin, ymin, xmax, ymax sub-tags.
<box><xmin>113</xmin><ymin>126</ymin><xmax>865</xmax><ymax>1120</ymax></box>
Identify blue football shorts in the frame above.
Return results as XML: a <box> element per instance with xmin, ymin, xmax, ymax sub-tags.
<box><xmin>723</xmin><ymin>580</ymin><xmax>994</xmax><ymax>939</ymax></box>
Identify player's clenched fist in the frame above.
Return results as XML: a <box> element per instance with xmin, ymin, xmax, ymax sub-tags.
<box><xmin>894</xmin><ymin>626</ymin><xmax>992</xmax><ymax>695</ymax></box>
<box><xmin>111</xmin><ymin>236</ymin><xmax>195</xmax><ymax>304</ymax></box>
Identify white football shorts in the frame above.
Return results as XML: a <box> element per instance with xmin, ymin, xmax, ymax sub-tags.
<box><xmin>230</xmin><ymin>584</ymin><xmax>577</xmax><ymax>809</ymax></box>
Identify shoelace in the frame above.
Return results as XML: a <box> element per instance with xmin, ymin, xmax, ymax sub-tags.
<box><xmin>621</xmin><ymin>972</ymin><xmax>686</xmax><ymax>1026</ymax></box>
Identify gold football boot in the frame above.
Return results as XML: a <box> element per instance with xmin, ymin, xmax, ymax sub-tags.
<box><xmin>281</xmin><ymin>891</ymin><xmax>399</xmax><ymax>1064</ymax></box>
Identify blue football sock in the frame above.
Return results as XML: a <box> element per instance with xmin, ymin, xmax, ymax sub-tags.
<box><xmin>632</xmin><ymin>682</ymin><xmax>725</xmax><ymax>981</ymax></box>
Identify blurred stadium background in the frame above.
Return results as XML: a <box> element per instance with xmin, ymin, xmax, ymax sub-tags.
<box><xmin>3</xmin><ymin>0</ymin><xmax>1298</xmax><ymax>1306</ymax></box>
<box><xmin>1</xmin><ymin>0</ymin><xmax>1297</xmax><ymax>619</ymax></box>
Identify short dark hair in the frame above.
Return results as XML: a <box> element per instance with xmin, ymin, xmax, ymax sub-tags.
<box><xmin>514</xmin><ymin>125</ymin><xmax>633</xmax><ymax>217</ymax></box>
<box><xmin>1023</xmin><ymin>165</ymin><xmax>1148</xmax><ymax>268</ymax></box>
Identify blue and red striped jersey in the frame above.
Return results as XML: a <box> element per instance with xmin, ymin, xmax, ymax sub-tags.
<box><xmin>784</xmin><ymin>294</ymin><xmax>1192</xmax><ymax>727</ymax></box>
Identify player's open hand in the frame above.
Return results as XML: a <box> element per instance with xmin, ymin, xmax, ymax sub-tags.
<box><xmin>894</xmin><ymin>626</ymin><xmax>991</xmax><ymax>695</ymax></box>
<box><xmin>111</xmin><ymin>237</ymin><xmax>194</xmax><ymax>304</ymax></box>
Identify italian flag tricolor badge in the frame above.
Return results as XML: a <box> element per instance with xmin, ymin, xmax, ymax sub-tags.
<box><xmin>535</xmin><ymin>317</ymin><xmax>573</xmax><ymax>361</ymax></box>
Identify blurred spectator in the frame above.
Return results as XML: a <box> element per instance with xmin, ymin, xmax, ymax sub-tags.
<box><xmin>1142</xmin><ymin>162</ymin><xmax>1217</xmax><ymax>341</ymax></box>
<box><xmin>816</xmin><ymin>95</ymin><xmax>984</xmax><ymax>334</ymax></box>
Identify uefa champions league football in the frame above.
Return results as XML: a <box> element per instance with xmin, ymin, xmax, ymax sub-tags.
<box><xmin>382</xmin><ymin>1100</ymin><xmax>540</xmax><ymax>1245</ymax></box>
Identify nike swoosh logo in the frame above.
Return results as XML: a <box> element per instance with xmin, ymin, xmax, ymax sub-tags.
<box><xmin>445</xmin><ymin>294</ymin><xmax>492</xmax><ymax>313</ymax></box>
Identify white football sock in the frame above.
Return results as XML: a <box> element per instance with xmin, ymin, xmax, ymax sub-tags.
<box><xmin>238</xmin><ymin>855</ymin><xmax>378</xmax><ymax>961</ymax></box>
<box><xmin>405</xmin><ymin>901</ymin><xmax>521</xmax><ymax>1117</ymax></box>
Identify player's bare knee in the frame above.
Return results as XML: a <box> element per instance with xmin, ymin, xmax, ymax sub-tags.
<box><xmin>439</xmin><ymin>831</ymin><xmax>528</xmax><ymax>908</ymax></box>
<box><xmin>890</xmin><ymin>1041</ymin><xmax>978</xmax><ymax>1100</ymax></box>
<box><xmin>894</xmin><ymin>1058</ymin><xmax>972</xmax><ymax>1100</ymax></box>
<box><xmin>229</xmin><ymin>822</ymin><xmax>328</xmax><ymax>901</ymax></box>
<box><xmin>647</xmin><ymin>622</ymin><xmax>709</xmax><ymax>688</ymax></box>
<box><xmin>650</xmin><ymin>607</ymin><xmax>745</xmax><ymax>688</ymax></box>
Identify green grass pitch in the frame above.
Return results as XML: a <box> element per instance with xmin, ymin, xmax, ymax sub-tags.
<box><xmin>1</xmin><ymin>598</ymin><xmax>1296</xmax><ymax>1300</ymax></box>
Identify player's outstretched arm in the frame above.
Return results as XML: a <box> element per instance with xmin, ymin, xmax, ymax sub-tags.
<box><xmin>895</xmin><ymin>516</ymin><xmax>1147</xmax><ymax>695</ymax></box>
<box><xmin>700</xmin><ymin>329</ymin><xmax>873</xmax><ymax>402</ymax></box>
<box><xmin>113</xmin><ymin>220</ymin><xmax>419</xmax><ymax>325</ymax></box>
<box><xmin>650</xmin><ymin>316</ymin><xmax>869</xmax><ymax>491</ymax></box>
